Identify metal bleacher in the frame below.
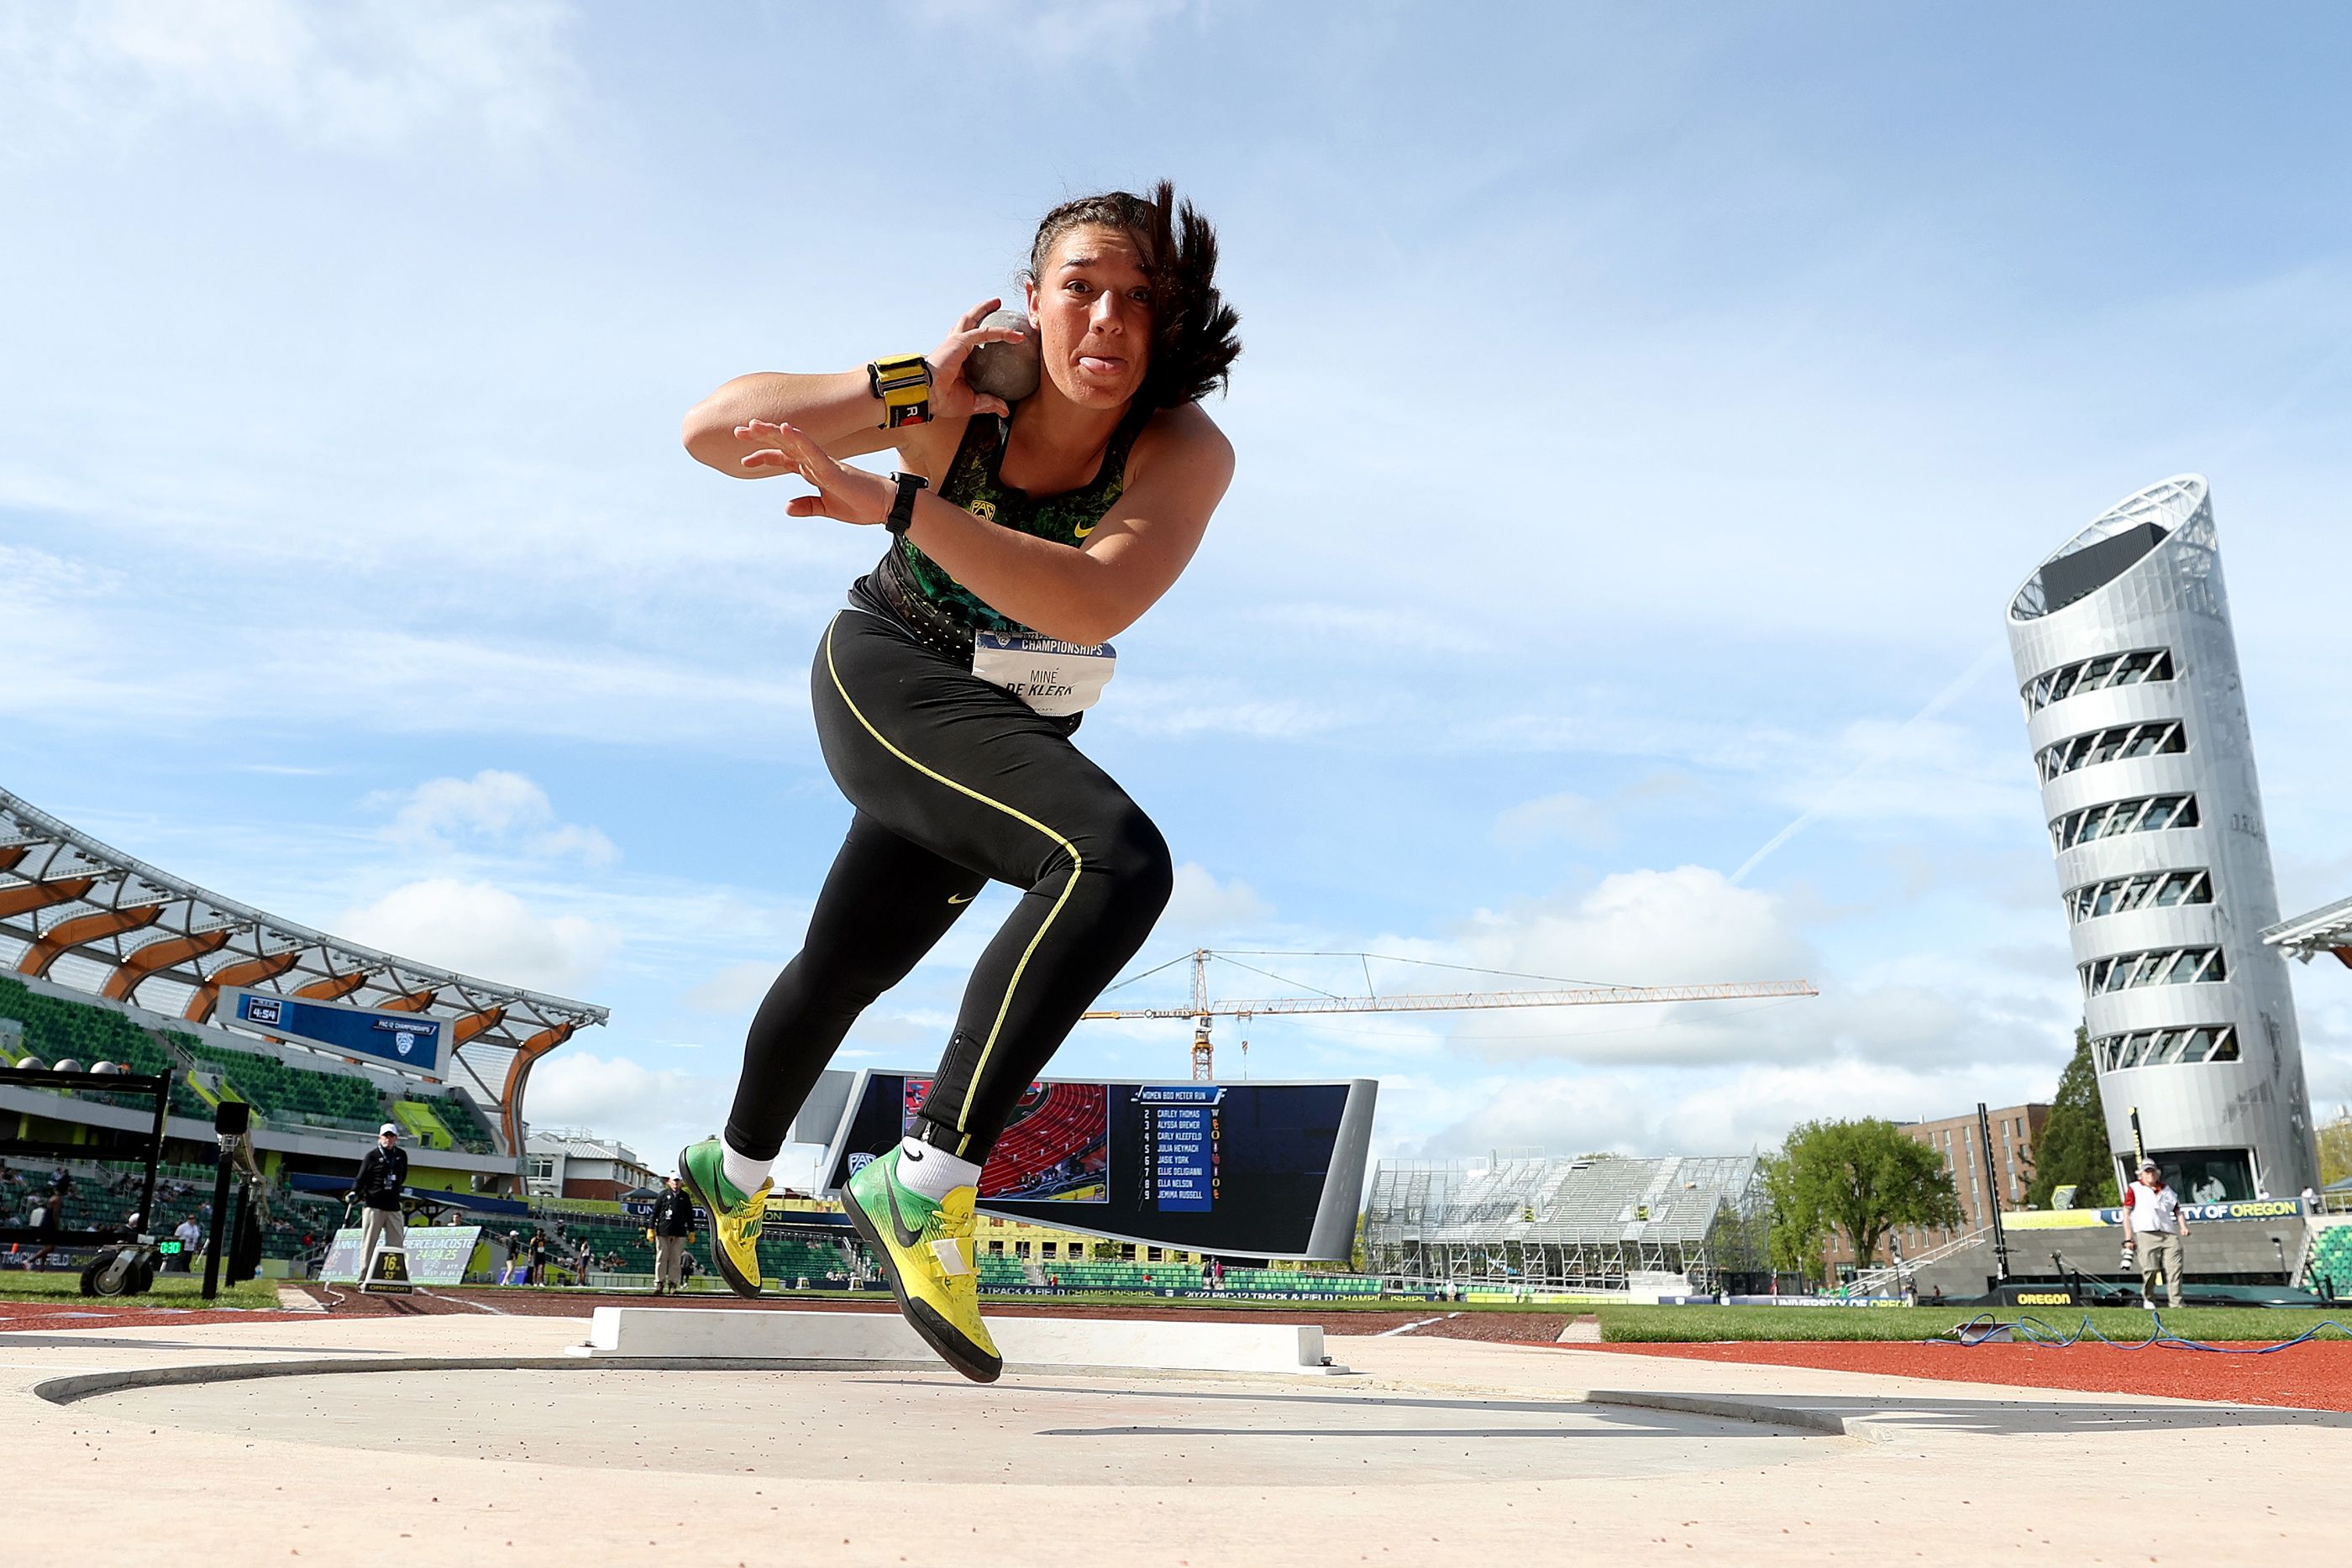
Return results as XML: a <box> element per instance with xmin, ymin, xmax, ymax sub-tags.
<box><xmin>1362</xmin><ymin>1153</ymin><xmax>1766</xmax><ymax>1293</ymax></box>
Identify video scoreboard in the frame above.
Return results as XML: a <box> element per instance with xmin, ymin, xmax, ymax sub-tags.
<box><xmin>1136</xmin><ymin>1083</ymin><xmax>1219</xmax><ymax>1212</ymax></box>
<box><xmin>817</xmin><ymin>1071</ymin><xmax>1377</xmax><ymax>1260</ymax></box>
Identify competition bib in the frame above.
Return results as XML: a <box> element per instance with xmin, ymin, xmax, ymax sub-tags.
<box><xmin>971</xmin><ymin>631</ymin><xmax>1116</xmax><ymax>716</ymax></box>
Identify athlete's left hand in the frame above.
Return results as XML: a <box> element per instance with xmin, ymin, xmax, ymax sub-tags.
<box><xmin>735</xmin><ymin>419</ymin><xmax>894</xmax><ymax>525</ymax></box>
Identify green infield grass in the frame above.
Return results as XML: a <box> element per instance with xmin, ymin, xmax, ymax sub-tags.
<box><xmin>1597</xmin><ymin>1303</ymin><xmax>2352</xmax><ymax>1344</ymax></box>
<box><xmin>0</xmin><ymin>1269</ymin><xmax>283</xmax><ymax>1310</ymax></box>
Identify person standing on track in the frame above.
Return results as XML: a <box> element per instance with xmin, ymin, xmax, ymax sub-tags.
<box><xmin>2124</xmin><ymin>1158</ymin><xmax>2189</xmax><ymax>1308</ymax></box>
<box><xmin>648</xmin><ymin>1173</ymin><xmax>695</xmax><ymax>1295</ymax></box>
<box><xmin>675</xmin><ymin>183</ymin><xmax>1240</xmax><ymax>1382</ymax></box>
<box><xmin>351</xmin><ymin>1124</ymin><xmax>409</xmax><ymax>1275</ymax></box>
<box><xmin>172</xmin><ymin>1214</ymin><xmax>201</xmax><ymax>1272</ymax></box>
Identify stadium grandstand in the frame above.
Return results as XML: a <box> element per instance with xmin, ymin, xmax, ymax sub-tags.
<box><xmin>0</xmin><ymin>785</ymin><xmax>606</xmax><ymax>1220</ymax></box>
<box><xmin>1360</xmin><ymin>1154</ymin><xmax>1768</xmax><ymax>1296</ymax></box>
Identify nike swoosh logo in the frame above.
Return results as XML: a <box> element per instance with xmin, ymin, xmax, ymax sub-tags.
<box><xmin>1073</xmin><ymin>521</ymin><xmax>1096</xmax><ymax>539</ymax></box>
<box><xmin>948</xmin><ymin>893</ymin><xmax>974</xmax><ymax>904</ymax></box>
<box><xmin>884</xmin><ymin>1178</ymin><xmax>927</xmax><ymax>1250</ymax></box>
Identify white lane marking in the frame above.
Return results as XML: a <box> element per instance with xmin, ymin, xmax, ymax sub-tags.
<box><xmin>420</xmin><ymin>1289</ymin><xmax>510</xmax><ymax>1315</ymax></box>
<box><xmin>1376</xmin><ymin>1315</ymin><xmax>1446</xmax><ymax>1337</ymax></box>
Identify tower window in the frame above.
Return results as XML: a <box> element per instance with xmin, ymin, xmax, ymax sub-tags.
<box><xmin>2036</xmin><ymin>721</ymin><xmax>2187</xmax><ymax>783</ymax></box>
<box><xmin>2050</xmin><ymin>794</ymin><xmax>2200</xmax><ymax>852</ymax></box>
<box><xmin>2023</xmin><ymin>648</ymin><xmax>2175</xmax><ymax>713</ymax></box>
<box><xmin>2079</xmin><ymin>947</ymin><xmax>2227</xmax><ymax>995</ymax></box>
<box><xmin>2065</xmin><ymin>869</ymin><xmax>2213</xmax><ymax>923</ymax></box>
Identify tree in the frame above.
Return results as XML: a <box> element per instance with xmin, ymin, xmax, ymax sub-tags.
<box><xmin>2318</xmin><ymin>1106</ymin><xmax>2352</xmax><ymax>1190</ymax></box>
<box><xmin>1759</xmin><ymin>1146</ymin><xmax>1828</xmax><ymax>1284</ymax></box>
<box><xmin>2024</xmin><ymin>1025</ymin><xmax>2120</xmax><ymax>1209</ymax></box>
<box><xmin>1761</xmin><ymin>1118</ymin><xmax>1963</xmax><ymax>1272</ymax></box>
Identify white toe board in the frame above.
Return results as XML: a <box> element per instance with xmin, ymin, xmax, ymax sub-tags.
<box><xmin>578</xmin><ymin>1307</ymin><xmax>1341</xmax><ymax>1375</ymax></box>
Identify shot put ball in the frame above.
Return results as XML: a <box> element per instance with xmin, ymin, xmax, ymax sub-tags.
<box><xmin>965</xmin><ymin>308</ymin><xmax>1041</xmax><ymax>403</ymax></box>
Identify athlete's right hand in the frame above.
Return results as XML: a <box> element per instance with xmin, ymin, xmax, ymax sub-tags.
<box><xmin>927</xmin><ymin>298</ymin><xmax>1028</xmax><ymax>421</ymax></box>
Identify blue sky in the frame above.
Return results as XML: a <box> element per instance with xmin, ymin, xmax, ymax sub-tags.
<box><xmin>6</xmin><ymin>3</ymin><xmax>2352</xmax><ymax>1185</ymax></box>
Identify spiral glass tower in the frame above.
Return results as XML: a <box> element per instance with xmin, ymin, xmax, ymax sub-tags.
<box><xmin>2007</xmin><ymin>475</ymin><xmax>2316</xmax><ymax>1200</ymax></box>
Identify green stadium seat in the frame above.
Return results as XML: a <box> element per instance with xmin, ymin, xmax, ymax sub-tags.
<box><xmin>172</xmin><ymin>1032</ymin><xmax>390</xmax><ymax>1134</ymax></box>
<box><xmin>391</xmin><ymin>1099</ymin><xmax>455</xmax><ymax>1151</ymax></box>
<box><xmin>0</xmin><ymin>978</ymin><xmax>209</xmax><ymax>1117</ymax></box>
<box><xmin>2311</xmin><ymin>1226</ymin><xmax>2352</xmax><ymax>1296</ymax></box>
<box><xmin>430</xmin><ymin>1093</ymin><xmax>501</xmax><ymax>1154</ymax></box>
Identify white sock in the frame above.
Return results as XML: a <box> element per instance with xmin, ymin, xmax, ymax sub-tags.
<box><xmin>895</xmin><ymin>1136</ymin><xmax>981</xmax><ymax>1201</ymax></box>
<box><xmin>721</xmin><ymin>1143</ymin><xmax>773</xmax><ymax>1198</ymax></box>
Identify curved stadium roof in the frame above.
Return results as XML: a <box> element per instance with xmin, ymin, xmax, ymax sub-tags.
<box><xmin>0</xmin><ymin>785</ymin><xmax>606</xmax><ymax>1150</ymax></box>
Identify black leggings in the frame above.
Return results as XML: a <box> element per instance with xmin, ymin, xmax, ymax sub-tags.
<box><xmin>724</xmin><ymin>608</ymin><xmax>1174</xmax><ymax>1166</ymax></box>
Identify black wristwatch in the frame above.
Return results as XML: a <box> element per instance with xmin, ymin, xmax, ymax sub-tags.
<box><xmin>885</xmin><ymin>472</ymin><xmax>927</xmax><ymax>537</ymax></box>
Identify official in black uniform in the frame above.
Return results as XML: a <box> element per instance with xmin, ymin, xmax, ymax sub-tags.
<box><xmin>649</xmin><ymin>1174</ymin><xmax>696</xmax><ymax>1295</ymax></box>
<box><xmin>352</xmin><ymin>1125</ymin><xmax>409</xmax><ymax>1271</ymax></box>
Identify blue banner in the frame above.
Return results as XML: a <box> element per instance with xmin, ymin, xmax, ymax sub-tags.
<box><xmin>223</xmin><ymin>987</ymin><xmax>448</xmax><ymax>1075</ymax></box>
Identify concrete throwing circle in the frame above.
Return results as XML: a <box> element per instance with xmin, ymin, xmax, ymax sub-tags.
<box><xmin>81</xmin><ymin>1367</ymin><xmax>1839</xmax><ymax>1486</ymax></box>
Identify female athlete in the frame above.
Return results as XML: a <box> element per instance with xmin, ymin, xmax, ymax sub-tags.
<box><xmin>675</xmin><ymin>184</ymin><xmax>1239</xmax><ymax>1381</ymax></box>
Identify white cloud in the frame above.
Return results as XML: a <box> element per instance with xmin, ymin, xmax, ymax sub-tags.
<box><xmin>1158</xmin><ymin>862</ymin><xmax>1273</xmax><ymax>934</ymax></box>
<box><xmin>1396</xmin><ymin>1056</ymin><xmax>2061</xmax><ymax>1164</ymax></box>
<box><xmin>683</xmin><ymin>960</ymin><xmax>778</xmax><ymax>1017</ymax></box>
<box><xmin>1494</xmin><ymin>791</ymin><xmax>1615</xmax><ymax>851</ymax></box>
<box><xmin>3</xmin><ymin>0</ymin><xmax>581</xmax><ymax>160</ymax></box>
<box><xmin>523</xmin><ymin>1049</ymin><xmax>730</xmax><ymax>1168</ymax></box>
<box><xmin>370</xmin><ymin>769</ymin><xmax>617</xmax><ymax>866</ymax></box>
<box><xmin>336</xmin><ymin>877</ymin><xmax>619</xmax><ymax>996</ymax></box>
<box><xmin>1105</xmin><ymin>678</ymin><xmax>1352</xmax><ymax>739</ymax></box>
<box><xmin>906</xmin><ymin>0</ymin><xmax>1195</xmax><ymax>62</ymax></box>
<box><xmin>1459</xmin><ymin>866</ymin><xmax>1814</xmax><ymax>989</ymax></box>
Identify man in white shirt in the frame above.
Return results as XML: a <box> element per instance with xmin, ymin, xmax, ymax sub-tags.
<box><xmin>172</xmin><ymin>1216</ymin><xmax>201</xmax><ymax>1272</ymax></box>
<box><xmin>2123</xmin><ymin>1158</ymin><xmax>2188</xmax><ymax>1308</ymax></box>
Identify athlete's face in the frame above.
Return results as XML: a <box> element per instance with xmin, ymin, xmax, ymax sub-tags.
<box><xmin>1026</xmin><ymin>224</ymin><xmax>1152</xmax><ymax>409</ymax></box>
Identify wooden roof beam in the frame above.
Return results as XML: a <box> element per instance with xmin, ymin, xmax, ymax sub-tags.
<box><xmin>452</xmin><ymin>1007</ymin><xmax>507</xmax><ymax>1045</ymax></box>
<box><xmin>295</xmin><ymin>972</ymin><xmax>372</xmax><ymax>1002</ymax></box>
<box><xmin>499</xmin><ymin>1020</ymin><xmax>576</xmax><ymax>1155</ymax></box>
<box><xmin>0</xmin><ymin>876</ymin><xmax>97</xmax><ymax>920</ymax></box>
<box><xmin>17</xmin><ymin>905</ymin><xmax>163</xmax><ymax>979</ymax></box>
<box><xmin>101</xmin><ymin>927</ymin><xmax>234</xmax><ymax>1001</ymax></box>
<box><xmin>182</xmin><ymin>950</ymin><xmax>304</xmax><ymax>1022</ymax></box>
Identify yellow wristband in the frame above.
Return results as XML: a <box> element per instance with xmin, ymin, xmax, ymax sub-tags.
<box><xmin>869</xmin><ymin>354</ymin><xmax>932</xmax><ymax>428</ymax></box>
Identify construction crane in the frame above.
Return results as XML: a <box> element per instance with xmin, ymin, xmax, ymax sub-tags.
<box><xmin>1081</xmin><ymin>949</ymin><xmax>1819</xmax><ymax>1080</ymax></box>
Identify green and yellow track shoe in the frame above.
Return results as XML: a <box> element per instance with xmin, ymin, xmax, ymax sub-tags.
<box><xmin>843</xmin><ymin>1148</ymin><xmax>1000</xmax><ymax>1383</ymax></box>
<box><xmin>676</xmin><ymin>1138</ymin><xmax>770</xmax><ymax>1300</ymax></box>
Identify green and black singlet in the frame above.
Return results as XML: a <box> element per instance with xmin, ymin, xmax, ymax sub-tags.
<box><xmin>857</xmin><ymin>405</ymin><xmax>1151</xmax><ymax>653</ymax></box>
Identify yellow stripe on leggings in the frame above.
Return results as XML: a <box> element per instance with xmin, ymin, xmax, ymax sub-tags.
<box><xmin>824</xmin><ymin>614</ymin><xmax>1084</xmax><ymax>1154</ymax></box>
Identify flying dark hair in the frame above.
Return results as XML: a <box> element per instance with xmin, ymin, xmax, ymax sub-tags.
<box><xmin>1024</xmin><ymin>181</ymin><xmax>1241</xmax><ymax>409</ymax></box>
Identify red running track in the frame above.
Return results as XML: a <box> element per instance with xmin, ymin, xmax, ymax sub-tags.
<box><xmin>1579</xmin><ymin>1339</ymin><xmax>2352</xmax><ymax>1413</ymax></box>
<box><xmin>0</xmin><ymin>1298</ymin><xmax>318</xmax><ymax>1334</ymax></box>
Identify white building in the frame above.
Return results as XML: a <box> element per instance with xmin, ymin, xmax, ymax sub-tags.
<box><xmin>2006</xmin><ymin>475</ymin><xmax>2317</xmax><ymax>1198</ymax></box>
<box><xmin>524</xmin><ymin>1128</ymin><xmax>659</xmax><ymax>1200</ymax></box>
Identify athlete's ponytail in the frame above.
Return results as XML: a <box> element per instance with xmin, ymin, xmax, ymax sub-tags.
<box><xmin>1025</xmin><ymin>181</ymin><xmax>1242</xmax><ymax>409</ymax></box>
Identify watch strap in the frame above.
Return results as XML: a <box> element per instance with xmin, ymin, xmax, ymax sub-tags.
<box><xmin>886</xmin><ymin>472</ymin><xmax>928</xmax><ymax>536</ymax></box>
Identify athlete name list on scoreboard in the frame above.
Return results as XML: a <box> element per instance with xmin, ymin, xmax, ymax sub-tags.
<box><xmin>1133</xmin><ymin>1084</ymin><xmax>1222</xmax><ymax>1213</ymax></box>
